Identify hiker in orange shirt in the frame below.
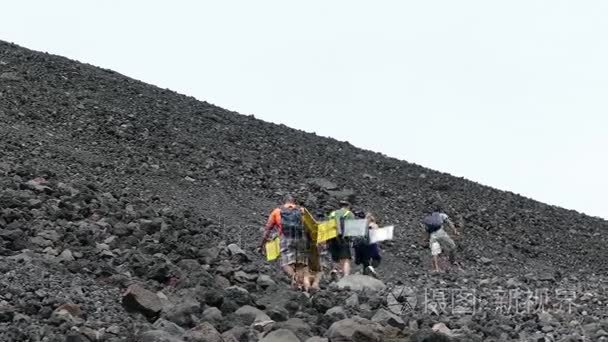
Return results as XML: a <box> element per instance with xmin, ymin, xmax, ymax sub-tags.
<box><xmin>260</xmin><ymin>194</ymin><xmax>311</xmax><ymax>290</ymax></box>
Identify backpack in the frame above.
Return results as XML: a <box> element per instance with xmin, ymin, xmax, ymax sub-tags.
<box><xmin>423</xmin><ymin>212</ymin><xmax>445</xmax><ymax>234</ymax></box>
<box><xmin>280</xmin><ymin>206</ymin><xmax>304</xmax><ymax>239</ymax></box>
<box><xmin>330</xmin><ymin>209</ymin><xmax>352</xmax><ymax>236</ymax></box>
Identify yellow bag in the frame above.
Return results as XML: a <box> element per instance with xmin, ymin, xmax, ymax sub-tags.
<box><xmin>315</xmin><ymin>219</ymin><xmax>338</xmax><ymax>244</ymax></box>
<box><xmin>265</xmin><ymin>237</ymin><xmax>280</xmax><ymax>261</ymax></box>
<box><xmin>302</xmin><ymin>208</ymin><xmax>318</xmax><ymax>234</ymax></box>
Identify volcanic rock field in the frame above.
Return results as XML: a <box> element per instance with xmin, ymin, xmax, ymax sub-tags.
<box><xmin>1</xmin><ymin>40</ymin><xmax>607</xmax><ymax>341</ymax></box>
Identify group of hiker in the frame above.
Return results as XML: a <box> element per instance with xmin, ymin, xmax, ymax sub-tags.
<box><xmin>259</xmin><ymin>194</ymin><xmax>461</xmax><ymax>292</ymax></box>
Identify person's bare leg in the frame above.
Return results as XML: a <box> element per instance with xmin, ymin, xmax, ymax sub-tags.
<box><xmin>312</xmin><ymin>272</ymin><xmax>321</xmax><ymax>290</ymax></box>
<box><xmin>283</xmin><ymin>265</ymin><xmax>296</xmax><ymax>278</ymax></box>
<box><xmin>302</xmin><ymin>269</ymin><xmax>312</xmax><ymax>292</ymax></box>
<box><xmin>448</xmin><ymin>250</ymin><xmax>458</xmax><ymax>267</ymax></box>
<box><xmin>282</xmin><ymin>264</ymin><xmax>297</xmax><ymax>287</ymax></box>
<box><xmin>432</xmin><ymin>255</ymin><xmax>440</xmax><ymax>272</ymax></box>
<box><xmin>341</xmin><ymin>259</ymin><xmax>351</xmax><ymax>276</ymax></box>
<box><xmin>302</xmin><ymin>276</ymin><xmax>311</xmax><ymax>292</ymax></box>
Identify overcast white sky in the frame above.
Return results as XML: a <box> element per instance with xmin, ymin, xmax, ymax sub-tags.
<box><xmin>1</xmin><ymin>1</ymin><xmax>607</xmax><ymax>219</ymax></box>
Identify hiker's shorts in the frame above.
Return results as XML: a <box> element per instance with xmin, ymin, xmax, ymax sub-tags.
<box><xmin>279</xmin><ymin>235</ymin><xmax>309</xmax><ymax>267</ymax></box>
<box><xmin>429</xmin><ymin>228</ymin><xmax>456</xmax><ymax>256</ymax></box>
<box><xmin>328</xmin><ymin>236</ymin><xmax>352</xmax><ymax>262</ymax></box>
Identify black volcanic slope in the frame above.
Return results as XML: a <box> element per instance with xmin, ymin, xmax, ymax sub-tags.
<box><xmin>1</xmin><ymin>40</ymin><xmax>607</xmax><ymax>341</ymax></box>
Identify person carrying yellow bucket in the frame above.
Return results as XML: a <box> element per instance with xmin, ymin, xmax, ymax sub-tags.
<box><xmin>260</xmin><ymin>194</ymin><xmax>311</xmax><ymax>290</ymax></box>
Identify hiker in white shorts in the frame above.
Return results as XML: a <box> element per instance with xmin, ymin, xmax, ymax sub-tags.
<box><xmin>422</xmin><ymin>207</ymin><xmax>461</xmax><ymax>272</ymax></box>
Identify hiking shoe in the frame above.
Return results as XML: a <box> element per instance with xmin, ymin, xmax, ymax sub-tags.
<box><xmin>365</xmin><ymin>266</ymin><xmax>378</xmax><ymax>278</ymax></box>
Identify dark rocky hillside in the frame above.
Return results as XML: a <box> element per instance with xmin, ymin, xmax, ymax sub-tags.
<box><xmin>1</xmin><ymin>40</ymin><xmax>607</xmax><ymax>341</ymax></box>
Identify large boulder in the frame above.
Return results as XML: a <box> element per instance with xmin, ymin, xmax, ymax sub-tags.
<box><xmin>336</xmin><ymin>275</ymin><xmax>386</xmax><ymax>293</ymax></box>
<box><xmin>326</xmin><ymin>317</ymin><xmax>384</xmax><ymax>342</ymax></box>
<box><xmin>122</xmin><ymin>284</ymin><xmax>164</xmax><ymax>320</ymax></box>
<box><xmin>260</xmin><ymin>329</ymin><xmax>300</xmax><ymax>342</ymax></box>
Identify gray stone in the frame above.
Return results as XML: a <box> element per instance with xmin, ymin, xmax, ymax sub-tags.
<box><xmin>122</xmin><ymin>284</ymin><xmax>163</xmax><ymax>319</ymax></box>
<box><xmin>214</xmin><ymin>275</ymin><xmax>231</xmax><ymax>289</ymax></box>
<box><xmin>479</xmin><ymin>257</ymin><xmax>493</xmax><ymax>265</ymax></box>
<box><xmin>410</xmin><ymin>329</ymin><xmax>453</xmax><ymax>342</ymax></box>
<box><xmin>253</xmin><ymin>319</ymin><xmax>275</xmax><ymax>333</ymax></box>
<box><xmin>336</xmin><ymin>275</ymin><xmax>386</xmax><ymax>293</ymax></box>
<box><xmin>583</xmin><ymin>323</ymin><xmax>601</xmax><ymax>335</ymax></box>
<box><xmin>57</xmin><ymin>249</ymin><xmax>75</xmax><ymax>262</ymax></box>
<box><xmin>234</xmin><ymin>271</ymin><xmax>258</xmax><ymax>283</ymax></box>
<box><xmin>137</xmin><ymin>330</ymin><xmax>184</xmax><ymax>342</ymax></box>
<box><xmin>79</xmin><ymin>327</ymin><xmax>105</xmax><ymax>342</ymax></box>
<box><xmin>50</xmin><ymin>306</ymin><xmax>83</xmax><ymax>326</ymax></box>
<box><xmin>202</xmin><ymin>307</ymin><xmax>223</xmax><ymax>322</ymax></box>
<box><xmin>0</xmin><ymin>72</ymin><xmax>20</xmax><ymax>81</ymax></box>
<box><xmin>227</xmin><ymin>244</ymin><xmax>247</xmax><ymax>256</ymax></box>
<box><xmin>506</xmin><ymin>278</ymin><xmax>522</xmax><ymax>288</ymax></box>
<box><xmin>257</xmin><ymin>275</ymin><xmax>277</xmax><ymax>288</ymax></box>
<box><xmin>43</xmin><ymin>247</ymin><xmax>60</xmax><ymax>256</ymax></box>
<box><xmin>276</xmin><ymin>317</ymin><xmax>312</xmax><ymax>341</ymax></box>
<box><xmin>107</xmin><ymin>325</ymin><xmax>121</xmax><ymax>335</ymax></box>
<box><xmin>178</xmin><ymin>259</ymin><xmax>201</xmax><ymax>272</ymax></box>
<box><xmin>225</xmin><ymin>286</ymin><xmax>251</xmax><ymax>306</ymax></box>
<box><xmin>23</xmin><ymin>179</ymin><xmax>51</xmax><ymax>192</ymax></box>
<box><xmin>268</xmin><ymin>306</ymin><xmax>290</xmax><ymax>322</ymax></box>
<box><xmin>235</xmin><ymin>305</ymin><xmax>272</xmax><ymax>325</ymax></box>
<box><xmin>371</xmin><ymin>309</ymin><xmax>405</xmax><ymax>329</ymax></box>
<box><xmin>538</xmin><ymin>312</ymin><xmax>557</xmax><ymax>325</ymax></box>
<box><xmin>305</xmin><ymin>338</ymin><xmax>328</xmax><ymax>342</ymax></box>
<box><xmin>432</xmin><ymin>323</ymin><xmax>454</xmax><ymax>337</ymax></box>
<box><xmin>536</xmin><ymin>271</ymin><xmax>556</xmax><ymax>282</ymax></box>
<box><xmin>307</xmin><ymin>178</ymin><xmax>338</xmax><ymax>190</ymax></box>
<box><xmin>345</xmin><ymin>294</ymin><xmax>359</xmax><ymax>308</ymax></box>
<box><xmin>260</xmin><ymin>329</ymin><xmax>300</xmax><ymax>342</ymax></box>
<box><xmin>325</xmin><ymin>306</ymin><xmax>348</xmax><ymax>324</ymax></box>
<box><xmin>224</xmin><ymin>327</ymin><xmax>251</xmax><ymax>342</ymax></box>
<box><xmin>327</xmin><ymin>189</ymin><xmax>356</xmax><ymax>202</ymax></box>
<box><xmin>542</xmin><ymin>325</ymin><xmax>554</xmax><ymax>333</ymax></box>
<box><xmin>153</xmin><ymin>319</ymin><xmax>186</xmax><ymax>336</ymax></box>
<box><xmin>38</xmin><ymin>230</ymin><xmax>61</xmax><ymax>242</ymax></box>
<box><xmin>326</xmin><ymin>317</ymin><xmax>384</xmax><ymax>342</ymax></box>
<box><xmin>183</xmin><ymin>322</ymin><xmax>222</xmax><ymax>342</ymax></box>
<box><xmin>163</xmin><ymin>297</ymin><xmax>201</xmax><ymax>327</ymax></box>
<box><xmin>30</xmin><ymin>236</ymin><xmax>52</xmax><ymax>248</ymax></box>
<box><xmin>220</xmin><ymin>331</ymin><xmax>239</xmax><ymax>342</ymax></box>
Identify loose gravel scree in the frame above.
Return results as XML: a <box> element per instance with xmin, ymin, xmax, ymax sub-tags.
<box><xmin>1</xmin><ymin>40</ymin><xmax>607</xmax><ymax>341</ymax></box>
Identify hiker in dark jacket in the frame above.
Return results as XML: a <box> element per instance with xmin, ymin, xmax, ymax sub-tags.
<box><xmin>422</xmin><ymin>206</ymin><xmax>460</xmax><ymax>272</ymax></box>
<box><xmin>353</xmin><ymin>211</ymin><xmax>382</xmax><ymax>278</ymax></box>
